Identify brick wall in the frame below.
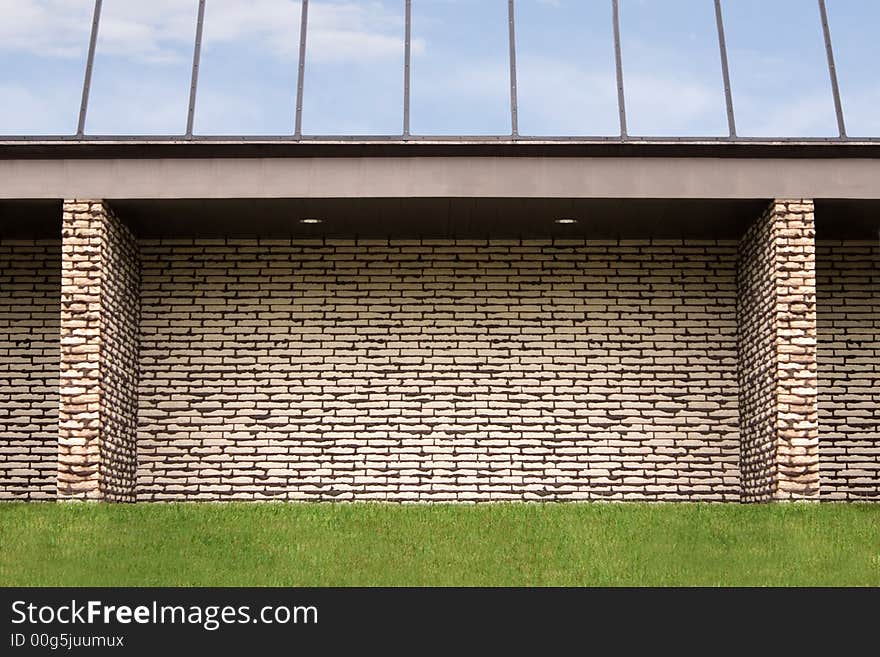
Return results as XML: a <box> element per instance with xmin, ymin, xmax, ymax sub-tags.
<box><xmin>137</xmin><ymin>239</ymin><xmax>741</xmax><ymax>501</ymax></box>
<box><xmin>736</xmin><ymin>205</ymin><xmax>778</xmax><ymax>501</ymax></box>
<box><xmin>58</xmin><ymin>201</ymin><xmax>139</xmax><ymax>501</ymax></box>
<box><xmin>0</xmin><ymin>240</ymin><xmax>60</xmax><ymax>500</ymax></box>
<box><xmin>817</xmin><ymin>241</ymin><xmax>880</xmax><ymax>500</ymax></box>
<box><xmin>737</xmin><ymin>200</ymin><xmax>819</xmax><ymax>502</ymax></box>
<box><xmin>2</xmin><ymin>215</ymin><xmax>875</xmax><ymax>504</ymax></box>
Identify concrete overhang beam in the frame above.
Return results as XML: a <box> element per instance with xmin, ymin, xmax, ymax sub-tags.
<box><xmin>0</xmin><ymin>151</ymin><xmax>879</xmax><ymax>200</ymax></box>
<box><xmin>0</xmin><ymin>140</ymin><xmax>880</xmax><ymax>199</ymax></box>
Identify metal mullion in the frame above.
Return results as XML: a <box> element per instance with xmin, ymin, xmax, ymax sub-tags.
<box><xmin>77</xmin><ymin>0</ymin><xmax>103</xmax><ymax>137</ymax></box>
<box><xmin>714</xmin><ymin>0</ymin><xmax>736</xmax><ymax>138</ymax></box>
<box><xmin>295</xmin><ymin>0</ymin><xmax>310</xmax><ymax>137</ymax></box>
<box><xmin>508</xmin><ymin>0</ymin><xmax>519</xmax><ymax>137</ymax></box>
<box><xmin>611</xmin><ymin>0</ymin><xmax>627</xmax><ymax>138</ymax></box>
<box><xmin>404</xmin><ymin>0</ymin><xmax>411</xmax><ymax>136</ymax></box>
<box><xmin>186</xmin><ymin>0</ymin><xmax>207</xmax><ymax>139</ymax></box>
<box><xmin>818</xmin><ymin>0</ymin><xmax>847</xmax><ymax>138</ymax></box>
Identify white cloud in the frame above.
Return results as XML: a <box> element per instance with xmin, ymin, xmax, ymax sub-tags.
<box><xmin>96</xmin><ymin>1</ymin><xmax>198</xmax><ymax>64</ymax></box>
<box><xmin>86</xmin><ymin>76</ymin><xmax>190</xmax><ymax>133</ymax></box>
<box><xmin>735</xmin><ymin>91</ymin><xmax>838</xmax><ymax>137</ymax></box>
<box><xmin>0</xmin><ymin>0</ymin><xmax>93</xmax><ymax>58</ymax></box>
<box><xmin>213</xmin><ymin>0</ymin><xmax>410</xmax><ymax>63</ymax></box>
<box><xmin>195</xmin><ymin>0</ymin><xmax>302</xmax><ymax>58</ymax></box>
<box><xmin>193</xmin><ymin>86</ymin><xmax>295</xmax><ymax>135</ymax></box>
<box><xmin>0</xmin><ymin>0</ymin><xmax>409</xmax><ymax>64</ymax></box>
<box><xmin>0</xmin><ymin>82</ymin><xmax>78</xmax><ymax>134</ymax></box>
<box><xmin>309</xmin><ymin>29</ymin><xmax>402</xmax><ymax>63</ymax></box>
<box><xmin>408</xmin><ymin>52</ymin><xmax>511</xmax><ymax>134</ymax></box>
<box><xmin>415</xmin><ymin>57</ymin><xmax>508</xmax><ymax>103</ymax></box>
<box><xmin>624</xmin><ymin>73</ymin><xmax>726</xmax><ymax>136</ymax></box>
<box><xmin>728</xmin><ymin>48</ymin><xmax>840</xmax><ymax>137</ymax></box>
<box><xmin>517</xmin><ymin>56</ymin><xmax>619</xmax><ymax>135</ymax></box>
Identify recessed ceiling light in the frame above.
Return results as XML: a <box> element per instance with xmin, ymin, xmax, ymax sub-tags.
<box><xmin>555</xmin><ymin>218</ymin><xmax>578</xmax><ymax>224</ymax></box>
<box><xmin>299</xmin><ymin>218</ymin><xmax>323</xmax><ymax>224</ymax></box>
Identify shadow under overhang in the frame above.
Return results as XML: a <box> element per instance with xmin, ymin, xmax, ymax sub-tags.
<box><xmin>0</xmin><ymin>200</ymin><xmax>62</xmax><ymax>238</ymax></box>
<box><xmin>113</xmin><ymin>198</ymin><xmax>769</xmax><ymax>240</ymax></box>
<box><xmin>1</xmin><ymin>198</ymin><xmax>878</xmax><ymax>241</ymax></box>
<box><xmin>816</xmin><ymin>200</ymin><xmax>880</xmax><ymax>240</ymax></box>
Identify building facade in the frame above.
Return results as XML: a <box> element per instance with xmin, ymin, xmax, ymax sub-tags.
<box><xmin>0</xmin><ymin>142</ymin><xmax>878</xmax><ymax>502</ymax></box>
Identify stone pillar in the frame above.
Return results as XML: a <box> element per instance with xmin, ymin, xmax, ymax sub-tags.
<box><xmin>58</xmin><ymin>200</ymin><xmax>140</xmax><ymax>502</ymax></box>
<box><xmin>737</xmin><ymin>199</ymin><xmax>819</xmax><ymax>502</ymax></box>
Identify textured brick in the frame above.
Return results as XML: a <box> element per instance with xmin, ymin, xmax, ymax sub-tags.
<box><xmin>737</xmin><ymin>200</ymin><xmax>819</xmax><ymax>502</ymax></box>
<box><xmin>0</xmin><ymin>240</ymin><xmax>60</xmax><ymax>500</ymax></box>
<box><xmin>137</xmin><ymin>238</ymin><xmax>741</xmax><ymax>502</ymax></box>
<box><xmin>817</xmin><ymin>241</ymin><xmax>880</xmax><ymax>500</ymax></box>
<box><xmin>58</xmin><ymin>200</ymin><xmax>139</xmax><ymax>502</ymax></box>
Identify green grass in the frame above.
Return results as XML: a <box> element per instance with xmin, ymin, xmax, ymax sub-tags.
<box><xmin>1</xmin><ymin>503</ymin><xmax>877</xmax><ymax>586</ymax></box>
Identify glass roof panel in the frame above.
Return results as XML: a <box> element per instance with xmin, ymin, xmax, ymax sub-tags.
<box><xmin>302</xmin><ymin>0</ymin><xmax>404</xmax><ymax>135</ymax></box>
<box><xmin>411</xmin><ymin>0</ymin><xmax>510</xmax><ymax>135</ymax></box>
<box><xmin>724</xmin><ymin>0</ymin><xmax>838</xmax><ymax>137</ymax></box>
<box><xmin>194</xmin><ymin>0</ymin><xmax>301</xmax><ymax>136</ymax></box>
<box><xmin>825</xmin><ymin>0</ymin><xmax>880</xmax><ymax>137</ymax></box>
<box><xmin>0</xmin><ymin>0</ymin><xmax>873</xmax><ymax>141</ymax></box>
<box><xmin>620</xmin><ymin>0</ymin><xmax>728</xmax><ymax>137</ymax></box>
<box><xmin>514</xmin><ymin>0</ymin><xmax>618</xmax><ymax>136</ymax></box>
<box><xmin>86</xmin><ymin>0</ymin><xmax>198</xmax><ymax>135</ymax></box>
<box><xmin>0</xmin><ymin>0</ymin><xmax>93</xmax><ymax>136</ymax></box>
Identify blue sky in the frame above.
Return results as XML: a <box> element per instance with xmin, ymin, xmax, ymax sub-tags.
<box><xmin>0</xmin><ymin>0</ymin><xmax>877</xmax><ymax>137</ymax></box>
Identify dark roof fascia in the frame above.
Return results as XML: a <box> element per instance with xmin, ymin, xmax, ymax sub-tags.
<box><xmin>2</xmin><ymin>139</ymin><xmax>880</xmax><ymax>160</ymax></box>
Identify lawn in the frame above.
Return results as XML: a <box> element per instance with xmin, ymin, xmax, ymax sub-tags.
<box><xmin>0</xmin><ymin>503</ymin><xmax>877</xmax><ymax>586</ymax></box>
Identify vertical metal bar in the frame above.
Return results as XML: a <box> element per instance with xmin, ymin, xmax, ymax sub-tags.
<box><xmin>818</xmin><ymin>0</ymin><xmax>846</xmax><ymax>138</ymax></box>
<box><xmin>507</xmin><ymin>0</ymin><xmax>519</xmax><ymax>137</ymax></box>
<box><xmin>186</xmin><ymin>0</ymin><xmax>207</xmax><ymax>138</ymax></box>
<box><xmin>77</xmin><ymin>0</ymin><xmax>103</xmax><ymax>137</ymax></box>
<box><xmin>611</xmin><ymin>0</ymin><xmax>627</xmax><ymax>138</ymax></box>
<box><xmin>295</xmin><ymin>0</ymin><xmax>310</xmax><ymax>137</ymax></box>
<box><xmin>714</xmin><ymin>0</ymin><xmax>736</xmax><ymax>138</ymax></box>
<box><xmin>403</xmin><ymin>0</ymin><xmax>411</xmax><ymax>136</ymax></box>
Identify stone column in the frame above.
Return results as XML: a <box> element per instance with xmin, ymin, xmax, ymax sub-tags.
<box><xmin>58</xmin><ymin>200</ymin><xmax>140</xmax><ymax>502</ymax></box>
<box><xmin>737</xmin><ymin>199</ymin><xmax>819</xmax><ymax>502</ymax></box>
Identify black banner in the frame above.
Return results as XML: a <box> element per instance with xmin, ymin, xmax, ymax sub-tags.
<box><xmin>1</xmin><ymin>587</ymin><xmax>876</xmax><ymax>654</ymax></box>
